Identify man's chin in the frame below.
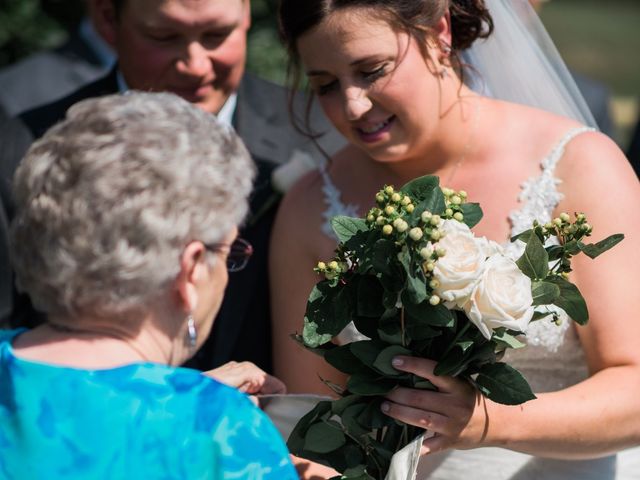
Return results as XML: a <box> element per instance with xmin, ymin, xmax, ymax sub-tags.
<box><xmin>171</xmin><ymin>91</ymin><xmax>225</xmax><ymax>115</ymax></box>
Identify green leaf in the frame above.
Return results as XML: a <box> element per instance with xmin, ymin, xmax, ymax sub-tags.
<box><xmin>331</xmin><ymin>394</ymin><xmax>364</xmax><ymax>415</ymax></box>
<box><xmin>302</xmin><ymin>319</ymin><xmax>333</xmax><ymax>348</ymax></box>
<box><xmin>371</xmin><ymin>239</ymin><xmax>397</xmax><ymax>276</ymax></box>
<box><xmin>304</xmin><ymin>422</ymin><xmax>346</xmax><ymax>454</ymax></box>
<box><xmin>357</xmin><ymin>275</ymin><xmax>385</xmax><ymax>317</ymax></box>
<box><xmin>475</xmin><ymin>362</ymin><xmax>536</xmax><ymax>405</ymax></box>
<box><xmin>403</xmin><ymin>297</ymin><xmax>456</xmax><ymax>328</ymax></box>
<box><xmin>404</xmin><ymin>269</ymin><xmax>428</xmax><ymax>305</ymax></box>
<box><xmin>531</xmin><ymin>280</ymin><xmax>561</xmax><ymax>305</ymax></box>
<box><xmin>324</xmin><ymin>345</ymin><xmax>366</xmax><ymax>374</ymax></box>
<box><xmin>491</xmin><ymin>329</ymin><xmax>526</xmax><ymax>349</ymax></box>
<box><xmin>399</xmin><ymin>175</ymin><xmax>439</xmax><ymax>200</ymax></box>
<box><xmin>347</xmin><ymin>373</ymin><xmax>397</xmax><ymax>396</ymax></box>
<box><xmin>516</xmin><ymin>233</ymin><xmax>549</xmax><ymax>279</ymax></box>
<box><xmin>510</xmin><ymin>229</ymin><xmax>534</xmax><ymax>244</ymax></box>
<box><xmin>460</xmin><ymin>202</ymin><xmax>483</xmax><ymax>228</ymax></box>
<box><xmin>350</xmin><ymin>340</ymin><xmax>384</xmax><ymax>366</ymax></box>
<box><xmin>579</xmin><ymin>233</ymin><xmax>624</xmax><ymax>259</ymax></box>
<box><xmin>548</xmin><ymin>277</ymin><xmax>589</xmax><ymax>325</ymax></box>
<box><xmin>287</xmin><ymin>401</ymin><xmax>332</xmax><ymax>453</ymax></box>
<box><xmin>331</xmin><ymin>216</ymin><xmax>368</xmax><ymax>243</ymax></box>
<box><xmin>372</xmin><ymin>345</ymin><xmax>412</xmax><ymax>376</ymax></box>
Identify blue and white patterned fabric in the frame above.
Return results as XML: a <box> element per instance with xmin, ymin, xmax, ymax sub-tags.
<box><xmin>0</xmin><ymin>329</ymin><xmax>297</xmax><ymax>480</ymax></box>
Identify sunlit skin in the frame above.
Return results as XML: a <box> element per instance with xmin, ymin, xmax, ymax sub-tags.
<box><xmin>95</xmin><ymin>0</ymin><xmax>250</xmax><ymax>114</ymax></box>
<box><xmin>271</xmin><ymin>5</ymin><xmax>640</xmax><ymax>460</ymax></box>
<box><xmin>297</xmin><ymin>10</ymin><xmax>471</xmax><ymax>168</ymax></box>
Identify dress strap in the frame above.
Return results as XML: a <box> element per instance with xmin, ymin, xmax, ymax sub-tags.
<box><xmin>541</xmin><ymin>126</ymin><xmax>596</xmax><ymax>173</ymax></box>
<box><xmin>319</xmin><ymin>166</ymin><xmax>360</xmax><ymax>239</ymax></box>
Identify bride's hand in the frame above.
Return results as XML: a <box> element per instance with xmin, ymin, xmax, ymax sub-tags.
<box><xmin>381</xmin><ymin>356</ymin><xmax>490</xmax><ymax>455</ymax></box>
<box><xmin>204</xmin><ymin>361</ymin><xmax>287</xmax><ymax>396</ymax></box>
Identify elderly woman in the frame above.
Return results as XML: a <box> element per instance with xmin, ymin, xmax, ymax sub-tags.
<box><xmin>0</xmin><ymin>92</ymin><xmax>297</xmax><ymax>478</ymax></box>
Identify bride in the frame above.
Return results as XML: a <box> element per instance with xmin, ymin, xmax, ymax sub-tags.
<box><xmin>270</xmin><ymin>0</ymin><xmax>640</xmax><ymax>478</ymax></box>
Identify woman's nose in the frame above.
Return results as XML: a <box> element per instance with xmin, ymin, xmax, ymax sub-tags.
<box><xmin>343</xmin><ymin>86</ymin><xmax>373</xmax><ymax>121</ymax></box>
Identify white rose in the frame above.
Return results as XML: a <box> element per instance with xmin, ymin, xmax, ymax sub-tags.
<box><xmin>271</xmin><ymin>150</ymin><xmax>318</xmax><ymax>193</ymax></box>
<box><xmin>433</xmin><ymin>220</ymin><xmax>486</xmax><ymax>308</ymax></box>
<box><xmin>464</xmin><ymin>254</ymin><xmax>534</xmax><ymax>340</ymax></box>
<box><xmin>476</xmin><ymin>236</ymin><xmax>505</xmax><ymax>258</ymax></box>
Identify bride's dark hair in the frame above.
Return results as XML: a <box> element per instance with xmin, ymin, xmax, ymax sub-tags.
<box><xmin>278</xmin><ymin>0</ymin><xmax>493</xmax><ymax>138</ymax></box>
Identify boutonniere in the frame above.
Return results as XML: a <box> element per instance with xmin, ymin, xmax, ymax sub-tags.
<box><xmin>247</xmin><ymin>150</ymin><xmax>319</xmax><ymax>227</ymax></box>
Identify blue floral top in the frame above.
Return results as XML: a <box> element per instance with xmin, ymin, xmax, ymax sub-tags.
<box><xmin>0</xmin><ymin>329</ymin><xmax>297</xmax><ymax>479</ymax></box>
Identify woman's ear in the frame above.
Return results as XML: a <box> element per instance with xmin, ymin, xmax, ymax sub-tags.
<box><xmin>89</xmin><ymin>0</ymin><xmax>119</xmax><ymax>48</ymax></box>
<box><xmin>434</xmin><ymin>10</ymin><xmax>453</xmax><ymax>54</ymax></box>
<box><xmin>175</xmin><ymin>241</ymin><xmax>207</xmax><ymax>314</ymax></box>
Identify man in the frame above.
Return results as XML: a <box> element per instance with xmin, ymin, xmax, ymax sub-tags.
<box><xmin>0</xmin><ymin>0</ymin><xmax>344</xmax><ymax>373</ymax></box>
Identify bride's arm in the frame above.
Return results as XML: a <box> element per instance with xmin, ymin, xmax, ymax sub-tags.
<box><xmin>270</xmin><ymin>172</ymin><xmax>348</xmax><ymax>395</ymax></box>
<box><xmin>383</xmin><ymin>131</ymin><xmax>640</xmax><ymax>459</ymax></box>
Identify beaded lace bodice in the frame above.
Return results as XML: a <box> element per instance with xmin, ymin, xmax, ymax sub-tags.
<box><xmin>320</xmin><ymin>126</ymin><xmax>595</xmax><ymax>392</ymax></box>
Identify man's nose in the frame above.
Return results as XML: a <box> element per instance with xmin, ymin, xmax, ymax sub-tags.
<box><xmin>344</xmin><ymin>86</ymin><xmax>372</xmax><ymax>121</ymax></box>
<box><xmin>176</xmin><ymin>42</ymin><xmax>212</xmax><ymax>77</ymax></box>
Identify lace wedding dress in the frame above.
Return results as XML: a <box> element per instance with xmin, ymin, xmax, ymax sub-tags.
<box><xmin>319</xmin><ymin>126</ymin><xmax>638</xmax><ymax>480</ymax></box>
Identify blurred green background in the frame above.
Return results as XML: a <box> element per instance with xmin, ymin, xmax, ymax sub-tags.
<box><xmin>0</xmin><ymin>0</ymin><xmax>638</xmax><ymax>145</ymax></box>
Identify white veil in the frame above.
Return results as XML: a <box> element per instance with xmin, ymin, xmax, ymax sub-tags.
<box><xmin>461</xmin><ymin>0</ymin><xmax>598</xmax><ymax>129</ymax></box>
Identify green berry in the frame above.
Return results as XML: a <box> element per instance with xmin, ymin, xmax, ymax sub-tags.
<box><xmin>429</xmin><ymin>295</ymin><xmax>441</xmax><ymax>306</ymax></box>
<box><xmin>453</xmin><ymin>212</ymin><xmax>464</xmax><ymax>222</ymax></box>
<box><xmin>409</xmin><ymin>227</ymin><xmax>423</xmax><ymax>241</ymax></box>
<box><xmin>382</xmin><ymin>224</ymin><xmax>393</xmax><ymax>235</ymax></box>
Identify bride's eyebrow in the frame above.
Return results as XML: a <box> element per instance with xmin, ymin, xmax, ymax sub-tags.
<box><xmin>306</xmin><ymin>56</ymin><xmax>392</xmax><ymax>76</ymax></box>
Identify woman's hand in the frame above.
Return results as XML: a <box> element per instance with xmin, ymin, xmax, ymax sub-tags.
<box><xmin>204</xmin><ymin>361</ymin><xmax>287</xmax><ymax>395</ymax></box>
<box><xmin>381</xmin><ymin>356</ymin><xmax>490</xmax><ymax>455</ymax></box>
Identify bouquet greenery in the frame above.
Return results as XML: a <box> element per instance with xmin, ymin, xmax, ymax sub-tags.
<box><xmin>287</xmin><ymin>175</ymin><xmax>623</xmax><ymax>480</ymax></box>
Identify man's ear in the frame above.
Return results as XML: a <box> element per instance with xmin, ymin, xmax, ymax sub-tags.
<box><xmin>175</xmin><ymin>241</ymin><xmax>207</xmax><ymax>314</ymax></box>
<box><xmin>89</xmin><ymin>0</ymin><xmax>120</xmax><ymax>48</ymax></box>
<box><xmin>242</xmin><ymin>0</ymin><xmax>252</xmax><ymax>30</ymax></box>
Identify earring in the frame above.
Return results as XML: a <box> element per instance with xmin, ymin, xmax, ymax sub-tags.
<box><xmin>439</xmin><ymin>67</ymin><xmax>450</xmax><ymax>79</ymax></box>
<box><xmin>440</xmin><ymin>41</ymin><xmax>452</xmax><ymax>56</ymax></box>
<box><xmin>186</xmin><ymin>314</ymin><xmax>197</xmax><ymax>351</ymax></box>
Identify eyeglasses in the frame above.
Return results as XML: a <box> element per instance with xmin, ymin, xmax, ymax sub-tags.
<box><xmin>204</xmin><ymin>237</ymin><xmax>253</xmax><ymax>272</ymax></box>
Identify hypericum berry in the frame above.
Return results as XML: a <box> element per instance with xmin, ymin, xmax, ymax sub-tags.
<box><xmin>435</xmin><ymin>247</ymin><xmax>446</xmax><ymax>257</ymax></box>
<box><xmin>430</xmin><ymin>215</ymin><xmax>441</xmax><ymax>226</ymax></box>
<box><xmin>401</xmin><ymin>196</ymin><xmax>411</xmax><ymax>206</ymax></box>
<box><xmin>405</xmin><ymin>204</ymin><xmax>415</xmax><ymax>213</ymax></box>
<box><xmin>544</xmin><ymin>222</ymin><xmax>554</xmax><ymax>230</ymax></box>
<box><xmin>553</xmin><ymin>218</ymin><xmax>563</xmax><ymax>227</ymax></box>
<box><xmin>376</xmin><ymin>193</ymin><xmax>385</xmax><ymax>204</ymax></box>
<box><xmin>442</xmin><ymin>187</ymin><xmax>454</xmax><ymax>197</ymax></box>
<box><xmin>429</xmin><ymin>295</ymin><xmax>441</xmax><ymax>306</ymax></box>
<box><xmin>459</xmin><ymin>190</ymin><xmax>468</xmax><ymax>199</ymax></box>
<box><xmin>430</xmin><ymin>230</ymin><xmax>442</xmax><ymax>241</ymax></box>
<box><xmin>576</xmin><ymin>213</ymin><xmax>586</xmax><ymax>222</ymax></box>
<box><xmin>450</xmin><ymin>195</ymin><xmax>462</xmax><ymax>205</ymax></box>
<box><xmin>384</xmin><ymin>186</ymin><xmax>394</xmax><ymax>195</ymax></box>
<box><xmin>582</xmin><ymin>223</ymin><xmax>592</xmax><ymax>233</ymax></box>
<box><xmin>385</xmin><ymin>205</ymin><xmax>396</xmax><ymax>215</ymax></box>
<box><xmin>391</xmin><ymin>192</ymin><xmax>402</xmax><ymax>203</ymax></box>
<box><xmin>316</xmin><ymin>261</ymin><xmax>326</xmax><ymax>270</ymax></box>
<box><xmin>453</xmin><ymin>212</ymin><xmax>464</xmax><ymax>222</ymax></box>
<box><xmin>421</xmin><ymin>211</ymin><xmax>432</xmax><ymax>222</ymax></box>
<box><xmin>445</xmin><ymin>208</ymin><xmax>454</xmax><ymax>217</ymax></box>
<box><xmin>393</xmin><ymin>218</ymin><xmax>409</xmax><ymax>232</ymax></box>
<box><xmin>419</xmin><ymin>246</ymin><xmax>432</xmax><ymax>260</ymax></box>
<box><xmin>376</xmin><ymin>216</ymin><xmax>386</xmax><ymax>225</ymax></box>
<box><xmin>429</xmin><ymin>279</ymin><xmax>440</xmax><ymax>289</ymax></box>
<box><xmin>560</xmin><ymin>212</ymin><xmax>571</xmax><ymax>222</ymax></box>
<box><xmin>367</xmin><ymin>214</ymin><xmax>375</xmax><ymax>222</ymax></box>
<box><xmin>561</xmin><ymin>271</ymin><xmax>570</xmax><ymax>279</ymax></box>
<box><xmin>409</xmin><ymin>227</ymin><xmax>423</xmax><ymax>241</ymax></box>
<box><xmin>382</xmin><ymin>224</ymin><xmax>393</xmax><ymax>235</ymax></box>
<box><xmin>424</xmin><ymin>261</ymin><xmax>435</xmax><ymax>272</ymax></box>
<box><xmin>328</xmin><ymin>261</ymin><xmax>339</xmax><ymax>270</ymax></box>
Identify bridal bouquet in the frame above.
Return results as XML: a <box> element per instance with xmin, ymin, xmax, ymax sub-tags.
<box><xmin>287</xmin><ymin>175</ymin><xmax>622</xmax><ymax>479</ymax></box>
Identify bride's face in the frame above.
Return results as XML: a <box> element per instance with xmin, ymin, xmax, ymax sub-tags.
<box><xmin>297</xmin><ymin>8</ymin><xmax>444</xmax><ymax>163</ymax></box>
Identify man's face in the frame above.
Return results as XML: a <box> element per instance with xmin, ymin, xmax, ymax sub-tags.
<box><xmin>100</xmin><ymin>0</ymin><xmax>250</xmax><ymax>114</ymax></box>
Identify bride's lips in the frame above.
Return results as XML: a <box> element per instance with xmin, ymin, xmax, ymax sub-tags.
<box><xmin>355</xmin><ymin>116</ymin><xmax>395</xmax><ymax>143</ymax></box>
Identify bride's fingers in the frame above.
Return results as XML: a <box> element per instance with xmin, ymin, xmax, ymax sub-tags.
<box><xmin>391</xmin><ymin>356</ymin><xmax>462</xmax><ymax>393</ymax></box>
<box><xmin>380</xmin><ymin>399</ymin><xmax>450</xmax><ymax>436</ymax></box>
